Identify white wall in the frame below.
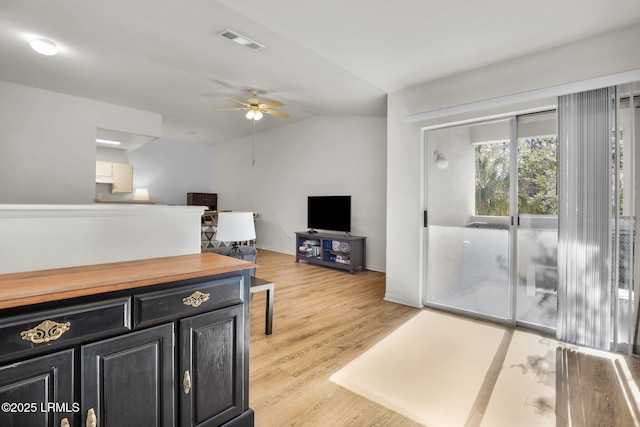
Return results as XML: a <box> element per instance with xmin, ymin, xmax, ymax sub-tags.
<box><xmin>0</xmin><ymin>81</ymin><xmax>161</xmax><ymax>204</ymax></box>
<box><xmin>212</xmin><ymin>116</ymin><xmax>387</xmax><ymax>271</ymax></box>
<box><xmin>386</xmin><ymin>24</ymin><xmax>640</xmax><ymax>307</ymax></box>
<box><xmin>128</xmin><ymin>138</ymin><xmax>215</xmax><ymax>205</ymax></box>
<box><xmin>96</xmin><ymin>146</ymin><xmax>130</xmax><ymax>164</ymax></box>
<box><xmin>0</xmin><ymin>82</ymin><xmax>96</xmax><ymax>203</ymax></box>
<box><xmin>0</xmin><ymin>83</ymin><xmax>208</xmax><ymax>275</ymax></box>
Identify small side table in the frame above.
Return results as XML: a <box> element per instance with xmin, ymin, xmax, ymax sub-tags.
<box><xmin>250</xmin><ymin>277</ymin><xmax>274</xmax><ymax>335</ymax></box>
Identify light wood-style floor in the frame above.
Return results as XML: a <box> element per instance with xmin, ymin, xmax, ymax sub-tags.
<box><xmin>248</xmin><ymin>250</ymin><xmax>640</xmax><ymax>427</ymax></box>
<box><xmin>248</xmin><ymin>249</ymin><xmax>422</xmax><ymax>426</ymax></box>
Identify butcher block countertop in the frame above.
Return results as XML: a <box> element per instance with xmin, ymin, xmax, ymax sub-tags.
<box><xmin>0</xmin><ymin>253</ymin><xmax>257</xmax><ymax>310</ymax></box>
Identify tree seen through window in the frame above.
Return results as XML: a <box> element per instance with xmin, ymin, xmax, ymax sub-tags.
<box><xmin>475</xmin><ymin>137</ymin><xmax>558</xmax><ymax>216</ymax></box>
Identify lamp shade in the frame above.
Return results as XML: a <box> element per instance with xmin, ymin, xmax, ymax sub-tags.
<box><xmin>133</xmin><ymin>188</ymin><xmax>150</xmax><ymax>201</ymax></box>
<box><xmin>216</xmin><ymin>212</ymin><xmax>256</xmax><ymax>242</ymax></box>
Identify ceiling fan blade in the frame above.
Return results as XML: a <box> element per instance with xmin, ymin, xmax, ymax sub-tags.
<box><xmin>263</xmin><ymin>109</ymin><xmax>290</xmax><ymax>118</ymax></box>
<box><xmin>261</xmin><ymin>101</ymin><xmax>284</xmax><ymax>109</ymax></box>
<box><xmin>227</xmin><ymin>98</ymin><xmax>249</xmax><ymax>106</ymax></box>
<box><xmin>215</xmin><ymin>107</ymin><xmax>246</xmax><ymax>111</ymax></box>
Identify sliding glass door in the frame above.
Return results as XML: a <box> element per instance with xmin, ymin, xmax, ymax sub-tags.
<box><xmin>425</xmin><ymin>119</ymin><xmax>513</xmax><ymax>321</ymax></box>
<box><xmin>515</xmin><ymin>112</ymin><xmax>558</xmax><ymax>331</ymax></box>
<box><xmin>424</xmin><ymin>112</ymin><xmax>559</xmax><ymax>331</ymax></box>
<box><xmin>425</xmin><ymin>84</ymin><xmax>638</xmax><ymax>351</ymax></box>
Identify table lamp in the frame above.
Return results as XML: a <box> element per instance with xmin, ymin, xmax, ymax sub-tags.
<box><xmin>215</xmin><ymin>212</ymin><xmax>256</xmax><ymax>259</ymax></box>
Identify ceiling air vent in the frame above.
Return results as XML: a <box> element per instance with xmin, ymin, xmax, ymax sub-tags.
<box><xmin>218</xmin><ymin>29</ymin><xmax>266</xmax><ymax>51</ymax></box>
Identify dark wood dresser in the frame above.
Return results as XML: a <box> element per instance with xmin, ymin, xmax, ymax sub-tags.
<box><xmin>0</xmin><ymin>253</ymin><xmax>255</xmax><ymax>427</ymax></box>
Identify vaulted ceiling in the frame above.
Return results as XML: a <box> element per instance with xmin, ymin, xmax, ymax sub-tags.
<box><xmin>1</xmin><ymin>0</ymin><xmax>639</xmax><ymax>145</ymax></box>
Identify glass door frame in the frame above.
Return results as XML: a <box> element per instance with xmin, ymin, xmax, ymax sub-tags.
<box><xmin>513</xmin><ymin>110</ymin><xmax>559</xmax><ymax>336</ymax></box>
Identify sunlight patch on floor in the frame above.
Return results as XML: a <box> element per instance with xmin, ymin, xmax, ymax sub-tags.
<box><xmin>331</xmin><ymin>309</ymin><xmax>640</xmax><ymax>426</ymax></box>
<box><xmin>330</xmin><ymin>310</ymin><xmax>504</xmax><ymax>426</ymax></box>
<box><xmin>481</xmin><ymin>330</ymin><xmax>557</xmax><ymax>427</ymax></box>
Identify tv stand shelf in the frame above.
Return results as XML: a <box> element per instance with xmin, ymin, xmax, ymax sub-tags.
<box><xmin>295</xmin><ymin>231</ymin><xmax>366</xmax><ymax>274</ymax></box>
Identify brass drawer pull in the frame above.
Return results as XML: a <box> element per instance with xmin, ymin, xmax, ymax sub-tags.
<box><xmin>182</xmin><ymin>291</ymin><xmax>210</xmax><ymax>308</ymax></box>
<box><xmin>86</xmin><ymin>408</ymin><xmax>97</xmax><ymax>427</ymax></box>
<box><xmin>20</xmin><ymin>320</ymin><xmax>71</xmax><ymax>344</ymax></box>
<box><xmin>183</xmin><ymin>370</ymin><xmax>192</xmax><ymax>394</ymax></box>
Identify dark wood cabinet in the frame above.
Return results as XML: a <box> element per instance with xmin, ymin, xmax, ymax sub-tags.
<box><xmin>0</xmin><ymin>349</ymin><xmax>75</xmax><ymax>427</ymax></box>
<box><xmin>180</xmin><ymin>305</ymin><xmax>244</xmax><ymax>427</ymax></box>
<box><xmin>0</xmin><ymin>255</ymin><xmax>254</xmax><ymax>427</ymax></box>
<box><xmin>187</xmin><ymin>192</ymin><xmax>218</xmax><ymax>211</ymax></box>
<box><xmin>81</xmin><ymin>323</ymin><xmax>175</xmax><ymax>427</ymax></box>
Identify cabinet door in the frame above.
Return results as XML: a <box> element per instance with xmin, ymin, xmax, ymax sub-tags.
<box><xmin>111</xmin><ymin>163</ymin><xmax>133</xmax><ymax>193</ymax></box>
<box><xmin>96</xmin><ymin>161</ymin><xmax>113</xmax><ymax>177</ymax></box>
<box><xmin>180</xmin><ymin>305</ymin><xmax>244</xmax><ymax>427</ymax></box>
<box><xmin>0</xmin><ymin>349</ymin><xmax>75</xmax><ymax>427</ymax></box>
<box><xmin>81</xmin><ymin>323</ymin><xmax>175</xmax><ymax>427</ymax></box>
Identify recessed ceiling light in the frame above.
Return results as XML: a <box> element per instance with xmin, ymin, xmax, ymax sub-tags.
<box><xmin>30</xmin><ymin>38</ymin><xmax>58</xmax><ymax>56</ymax></box>
<box><xmin>96</xmin><ymin>138</ymin><xmax>121</xmax><ymax>146</ymax></box>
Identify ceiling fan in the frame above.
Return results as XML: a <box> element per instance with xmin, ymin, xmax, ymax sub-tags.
<box><xmin>216</xmin><ymin>89</ymin><xmax>290</xmax><ymax>120</ymax></box>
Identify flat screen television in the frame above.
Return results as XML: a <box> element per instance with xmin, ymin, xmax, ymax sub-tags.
<box><xmin>307</xmin><ymin>195</ymin><xmax>351</xmax><ymax>233</ymax></box>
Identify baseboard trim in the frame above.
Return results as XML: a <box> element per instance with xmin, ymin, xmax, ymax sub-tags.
<box><xmin>255</xmin><ymin>245</ymin><xmax>294</xmax><ymax>255</ymax></box>
<box><xmin>383</xmin><ymin>294</ymin><xmax>423</xmax><ymax>308</ymax></box>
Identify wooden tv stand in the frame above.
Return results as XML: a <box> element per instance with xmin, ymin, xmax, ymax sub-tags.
<box><xmin>295</xmin><ymin>231</ymin><xmax>366</xmax><ymax>274</ymax></box>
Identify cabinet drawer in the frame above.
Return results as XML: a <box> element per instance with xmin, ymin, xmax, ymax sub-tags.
<box><xmin>0</xmin><ymin>297</ymin><xmax>131</xmax><ymax>363</ymax></box>
<box><xmin>133</xmin><ymin>275</ymin><xmax>243</xmax><ymax>328</ymax></box>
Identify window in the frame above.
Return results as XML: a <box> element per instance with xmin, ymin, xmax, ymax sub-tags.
<box><xmin>475</xmin><ymin>141</ymin><xmax>510</xmax><ymax>216</ymax></box>
<box><xmin>474</xmin><ymin>136</ymin><xmax>558</xmax><ymax>216</ymax></box>
<box><xmin>517</xmin><ymin>136</ymin><xmax>558</xmax><ymax>215</ymax></box>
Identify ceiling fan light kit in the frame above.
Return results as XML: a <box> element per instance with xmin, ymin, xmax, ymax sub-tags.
<box><xmin>216</xmin><ymin>89</ymin><xmax>290</xmax><ymax>121</ymax></box>
<box><xmin>245</xmin><ymin>110</ymin><xmax>263</xmax><ymax>120</ymax></box>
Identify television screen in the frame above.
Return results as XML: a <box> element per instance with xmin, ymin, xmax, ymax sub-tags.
<box><xmin>307</xmin><ymin>196</ymin><xmax>351</xmax><ymax>233</ymax></box>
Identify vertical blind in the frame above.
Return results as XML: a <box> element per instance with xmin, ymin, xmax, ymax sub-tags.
<box><xmin>557</xmin><ymin>88</ymin><xmax>613</xmax><ymax>350</ymax></box>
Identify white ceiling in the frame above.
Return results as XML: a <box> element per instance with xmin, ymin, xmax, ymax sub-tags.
<box><xmin>1</xmin><ymin>0</ymin><xmax>639</xmax><ymax>145</ymax></box>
